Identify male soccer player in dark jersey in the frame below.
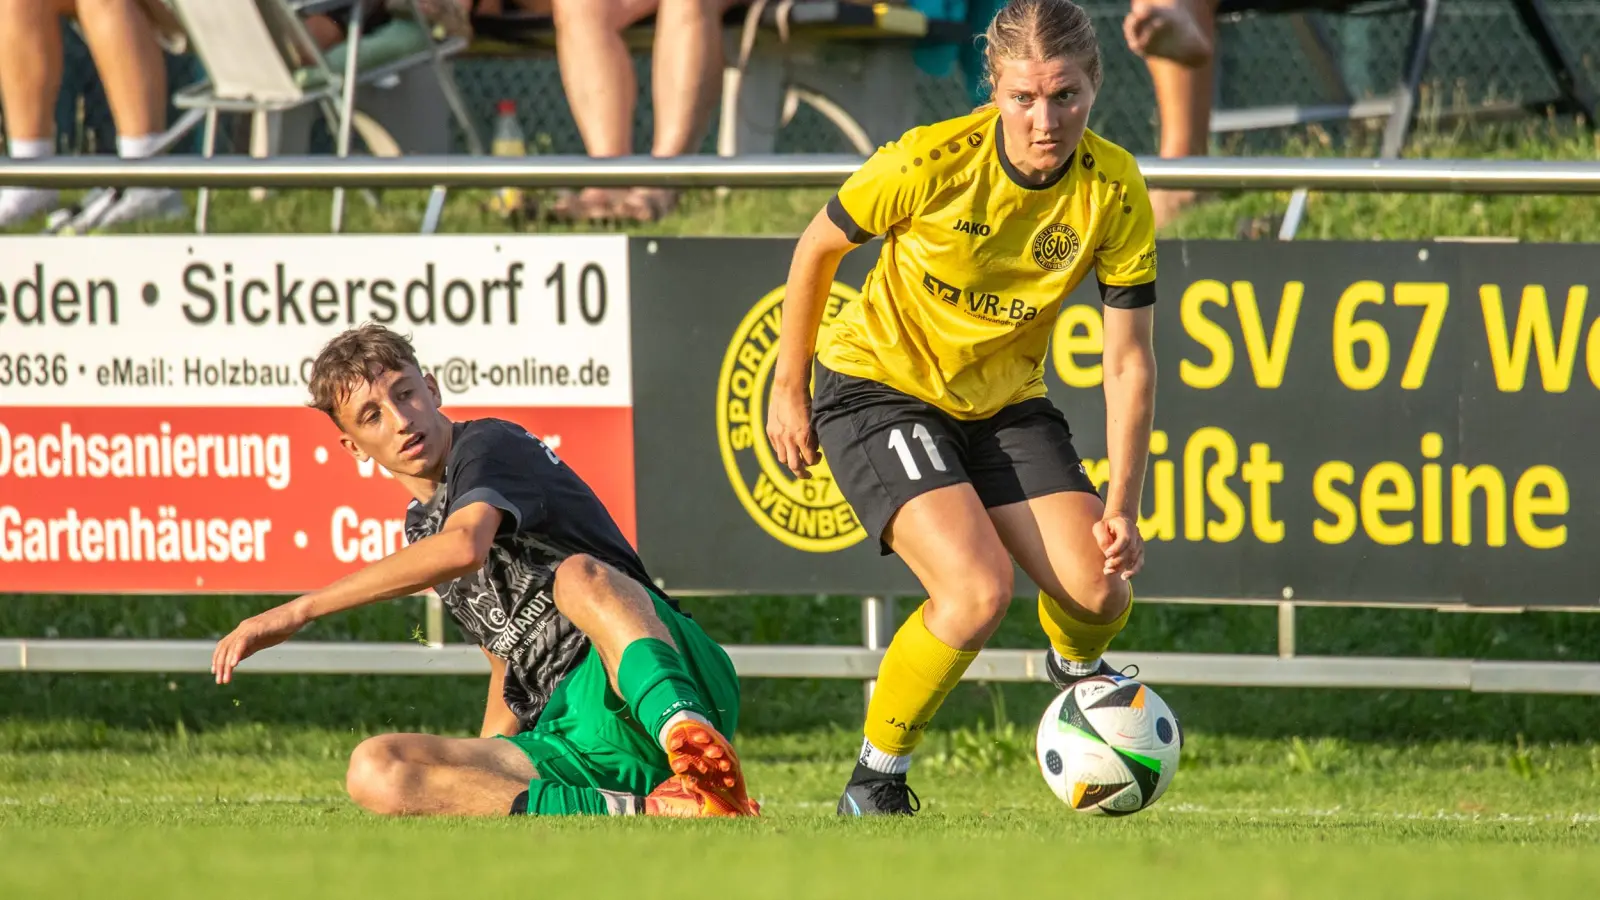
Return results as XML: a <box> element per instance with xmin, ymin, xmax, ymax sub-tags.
<box><xmin>211</xmin><ymin>323</ymin><xmax>757</xmax><ymax>819</ymax></box>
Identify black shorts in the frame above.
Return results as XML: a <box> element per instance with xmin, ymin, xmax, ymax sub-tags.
<box><xmin>810</xmin><ymin>363</ymin><xmax>1099</xmax><ymax>555</ymax></box>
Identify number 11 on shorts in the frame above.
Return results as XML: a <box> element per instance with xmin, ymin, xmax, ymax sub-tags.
<box><xmin>888</xmin><ymin>424</ymin><xmax>947</xmax><ymax>481</ymax></box>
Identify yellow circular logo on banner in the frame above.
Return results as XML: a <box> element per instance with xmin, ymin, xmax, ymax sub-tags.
<box><xmin>716</xmin><ymin>283</ymin><xmax>867</xmax><ymax>553</ymax></box>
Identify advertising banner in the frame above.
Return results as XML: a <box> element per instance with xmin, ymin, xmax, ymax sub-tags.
<box><xmin>0</xmin><ymin>235</ymin><xmax>633</xmax><ymax>593</ymax></box>
<box><xmin>6</xmin><ymin>233</ymin><xmax>1592</xmax><ymax>607</ymax></box>
<box><xmin>631</xmin><ymin>238</ymin><xmax>1595</xmax><ymax>607</ymax></box>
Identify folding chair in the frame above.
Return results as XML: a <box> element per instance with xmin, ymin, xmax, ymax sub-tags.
<box><xmin>1211</xmin><ymin>0</ymin><xmax>1596</xmax><ymax>238</ymax></box>
<box><xmin>163</xmin><ymin>0</ymin><xmax>484</xmax><ymax>233</ymax></box>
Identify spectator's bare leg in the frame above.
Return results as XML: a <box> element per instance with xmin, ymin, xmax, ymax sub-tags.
<box><xmin>76</xmin><ymin>0</ymin><xmax>167</xmax><ymax>141</ymax></box>
<box><xmin>62</xmin><ymin>0</ymin><xmax>187</xmax><ymax>227</ymax></box>
<box><xmin>552</xmin><ymin>0</ymin><xmax>658</xmax><ymax>220</ymax></box>
<box><xmin>1125</xmin><ymin>0</ymin><xmax>1213</xmax><ymax>68</ymax></box>
<box><xmin>617</xmin><ymin>0</ymin><xmax>736</xmax><ymax>222</ymax></box>
<box><xmin>0</xmin><ymin>0</ymin><xmax>73</xmax><ymax>225</ymax></box>
<box><xmin>0</xmin><ymin>0</ymin><xmax>71</xmax><ymax>143</ymax></box>
<box><xmin>1129</xmin><ymin>0</ymin><xmax>1218</xmax><ymax>228</ymax></box>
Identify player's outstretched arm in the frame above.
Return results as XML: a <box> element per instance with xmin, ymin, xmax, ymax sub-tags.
<box><xmin>1099</xmin><ymin>304</ymin><xmax>1157</xmax><ymax>579</ymax></box>
<box><xmin>769</xmin><ymin>205</ymin><xmax>859</xmax><ymax>479</ymax></box>
<box><xmin>210</xmin><ymin>502</ymin><xmax>505</xmax><ymax>683</ymax></box>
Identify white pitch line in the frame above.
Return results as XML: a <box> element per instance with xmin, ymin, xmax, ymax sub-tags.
<box><xmin>782</xmin><ymin>799</ymin><xmax>1600</xmax><ymax>824</ymax></box>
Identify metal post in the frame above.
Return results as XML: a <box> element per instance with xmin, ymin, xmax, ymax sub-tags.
<box><xmin>426</xmin><ymin>591</ymin><xmax>445</xmax><ymax>649</ymax></box>
<box><xmin>1279</xmin><ymin>188</ymin><xmax>1310</xmax><ymax>240</ymax></box>
<box><xmin>331</xmin><ymin>0</ymin><xmax>366</xmax><ymax>234</ymax></box>
<box><xmin>1278</xmin><ymin>601</ymin><xmax>1297</xmax><ymax>659</ymax></box>
<box><xmin>862</xmin><ymin>596</ymin><xmax>894</xmax><ymax>712</ymax></box>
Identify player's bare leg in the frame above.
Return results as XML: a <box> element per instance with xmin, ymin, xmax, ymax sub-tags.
<box><xmin>841</xmin><ymin>484</ymin><xmax>1014</xmax><ymax>815</ymax></box>
<box><xmin>345</xmin><ymin>733</ymin><xmax>539</xmax><ymax>816</ymax></box>
<box><xmin>887</xmin><ymin>486</ymin><xmax>1017</xmax><ymax>652</ymax></box>
<box><xmin>989</xmin><ymin>491</ymin><xmax>1134</xmax><ymax>689</ymax></box>
<box><xmin>551</xmin><ymin>554</ymin><xmax>758</xmax><ymax>817</ymax></box>
<box><xmin>345</xmin><ymin>731</ymin><xmax>718</xmax><ymax>818</ymax></box>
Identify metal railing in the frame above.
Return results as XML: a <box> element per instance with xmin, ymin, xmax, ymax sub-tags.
<box><xmin>2</xmin><ymin>153</ymin><xmax>1600</xmax><ymax>194</ymax></box>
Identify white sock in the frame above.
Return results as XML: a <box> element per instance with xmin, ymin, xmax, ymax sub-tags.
<box><xmin>596</xmin><ymin>788</ymin><xmax>641</xmax><ymax>816</ymax></box>
<box><xmin>7</xmin><ymin>138</ymin><xmax>53</xmax><ymax>159</ymax></box>
<box><xmin>117</xmin><ymin>133</ymin><xmax>163</xmax><ymax>160</ymax></box>
<box><xmin>0</xmin><ymin>137</ymin><xmax>57</xmax><ymax>216</ymax></box>
<box><xmin>858</xmin><ymin>738</ymin><xmax>911</xmax><ymax>776</ymax></box>
<box><xmin>656</xmin><ymin>710</ymin><xmax>714</xmax><ymax>752</ymax></box>
<box><xmin>1051</xmin><ymin>648</ymin><xmax>1101</xmax><ymax>676</ymax></box>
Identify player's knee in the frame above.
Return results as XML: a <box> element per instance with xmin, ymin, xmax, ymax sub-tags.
<box><xmin>973</xmin><ymin>570</ymin><xmax>1016</xmax><ymax>628</ymax></box>
<box><xmin>1072</xmin><ymin>576</ymin><xmax>1131</xmax><ymax>624</ymax></box>
<box><xmin>928</xmin><ymin>565</ymin><xmax>1014</xmax><ymax>633</ymax></box>
<box><xmin>555</xmin><ymin>553</ymin><xmax>653</xmax><ymax>623</ymax></box>
<box><xmin>346</xmin><ymin>736</ymin><xmax>410</xmax><ymax>816</ymax></box>
<box><xmin>553</xmin><ymin>554</ymin><xmax>623</xmax><ymax>608</ymax></box>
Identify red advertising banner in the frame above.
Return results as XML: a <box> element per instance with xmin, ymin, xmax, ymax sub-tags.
<box><xmin>0</xmin><ymin>235</ymin><xmax>635</xmax><ymax>594</ymax></box>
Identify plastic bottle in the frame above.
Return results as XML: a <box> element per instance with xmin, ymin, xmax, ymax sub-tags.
<box><xmin>491</xmin><ymin>99</ymin><xmax>528</xmax><ymax>220</ymax></box>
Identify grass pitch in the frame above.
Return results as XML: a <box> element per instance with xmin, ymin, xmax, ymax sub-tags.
<box><xmin>5</xmin><ymin>593</ymin><xmax>1600</xmax><ymax>898</ymax></box>
<box><xmin>3</xmin><ymin>723</ymin><xmax>1598</xmax><ymax>900</ymax></box>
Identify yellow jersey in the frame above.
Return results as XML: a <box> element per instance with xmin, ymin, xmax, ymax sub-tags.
<box><xmin>816</xmin><ymin>106</ymin><xmax>1158</xmax><ymax>421</ymax></box>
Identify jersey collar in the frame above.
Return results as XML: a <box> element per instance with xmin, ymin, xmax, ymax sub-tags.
<box><xmin>993</xmin><ymin>117</ymin><xmax>1075</xmax><ymax>191</ymax></box>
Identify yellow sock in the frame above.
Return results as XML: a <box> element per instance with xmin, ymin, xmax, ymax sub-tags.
<box><xmin>1038</xmin><ymin>588</ymin><xmax>1133</xmax><ymax>664</ymax></box>
<box><xmin>861</xmin><ymin>603</ymin><xmax>978</xmax><ymax>759</ymax></box>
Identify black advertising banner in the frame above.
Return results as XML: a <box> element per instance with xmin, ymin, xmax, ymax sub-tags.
<box><xmin>630</xmin><ymin>238</ymin><xmax>1595</xmax><ymax>607</ymax></box>
<box><xmin>629</xmin><ymin>238</ymin><xmax>906</xmax><ymax>594</ymax></box>
<box><xmin>1455</xmin><ymin>245</ymin><xmax>1593</xmax><ymax>607</ymax></box>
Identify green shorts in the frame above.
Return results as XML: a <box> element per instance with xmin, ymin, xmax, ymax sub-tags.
<box><xmin>498</xmin><ymin>592</ymin><xmax>741</xmax><ymax>797</ymax></box>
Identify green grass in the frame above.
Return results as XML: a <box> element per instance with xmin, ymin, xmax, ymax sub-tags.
<box><xmin>2</xmin><ymin>722</ymin><xmax>1598</xmax><ymax>899</ymax></box>
<box><xmin>5</xmin><ymin>595</ymin><xmax>1598</xmax><ymax>899</ymax></box>
<box><xmin>6</xmin><ymin>824</ymin><xmax>1595</xmax><ymax>900</ymax></box>
<box><xmin>5</xmin><ymin>595</ymin><xmax>1600</xmax><ymax>897</ymax></box>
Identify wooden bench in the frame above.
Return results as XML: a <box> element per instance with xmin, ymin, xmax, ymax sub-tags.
<box><xmin>465</xmin><ymin>1</ymin><xmax>967</xmax><ymax>156</ymax></box>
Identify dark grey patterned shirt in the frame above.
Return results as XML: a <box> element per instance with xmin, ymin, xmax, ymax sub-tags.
<box><xmin>404</xmin><ymin>418</ymin><xmax>661</xmax><ymax>731</ymax></box>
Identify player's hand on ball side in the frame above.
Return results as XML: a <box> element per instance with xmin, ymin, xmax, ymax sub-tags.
<box><xmin>211</xmin><ymin>604</ymin><xmax>309</xmax><ymax>684</ymax></box>
<box><xmin>767</xmin><ymin>383</ymin><xmax>820</xmax><ymax>479</ymax></box>
<box><xmin>1093</xmin><ymin>513</ymin><xmax>1145</xmax><ymax>579</ymax></box>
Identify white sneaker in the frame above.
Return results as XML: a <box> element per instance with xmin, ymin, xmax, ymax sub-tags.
<box><xmin>61</xmin><ymin>187</ymin><xmax>186</xmax><ymax>232</ymax></box>
<box><xmin>0</xmin><ymin>187</ymin><xmax>62</xmax><ymax>228</ymax></box>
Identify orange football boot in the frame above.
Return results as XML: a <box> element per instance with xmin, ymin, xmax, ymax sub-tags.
<box><xmin>659</xmin><ymin>720</ymin><xmax>759</xmax><ymax>816</ymax></box>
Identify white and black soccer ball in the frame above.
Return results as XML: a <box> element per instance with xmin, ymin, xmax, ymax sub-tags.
<box><xmin>1035</xmin><ymin>674</ymin><xmax>1182</xmax><ymax>816</ymax></box>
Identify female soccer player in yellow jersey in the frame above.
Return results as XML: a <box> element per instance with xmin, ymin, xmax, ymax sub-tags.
<box><xmin>767</xmin><ymin>0</ymin><xmax>1159</xmax><ymax>816</ymax></box>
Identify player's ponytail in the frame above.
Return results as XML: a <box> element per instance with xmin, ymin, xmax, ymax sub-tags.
<box><xmin>974</xmin><ymin>0</ymin><xmax>1102</xmax><ymax>107</ymax></box>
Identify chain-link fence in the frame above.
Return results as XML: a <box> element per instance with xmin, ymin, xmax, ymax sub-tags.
<box><xmin>24</xmin><ymin>0</ymin><xmax>1600</xmax><ymax>160</ymax></box>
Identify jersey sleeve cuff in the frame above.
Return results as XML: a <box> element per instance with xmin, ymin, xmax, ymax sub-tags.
<box><xmin>1098</xmin><ymin>279</ymin><xmax>1157</xmax><ymax>310</ymax></box>
<box><xmin>451</xmin><ymin>486</ymin><xmax>522</xmax><ymax>531</ymax></box>
<box><xmin>826</xmin><ymin>195</ymin><xmax>874</xmax><ymax>244</ymax></box>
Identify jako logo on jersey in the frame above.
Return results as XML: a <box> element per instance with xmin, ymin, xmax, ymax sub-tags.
<box><xmin>954</xmin><ymin>219</ymin><xmax>991</xmax><ymax>237</ymax></box>
<box><xmin>1032</xmin><ymin>223</ymin><xmax>1081</xmax><ymax>271</ymax></box>
<box><xmin>716</xmin><ymin>283</ymin><xmax>868</xmax><ymax>554</ymax></box>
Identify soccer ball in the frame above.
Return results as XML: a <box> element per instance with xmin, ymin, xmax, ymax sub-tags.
<box><xmin>1035</xmin><ymin>673</ymin><xmax>1182</xmax><ymax>816</ymax></box>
